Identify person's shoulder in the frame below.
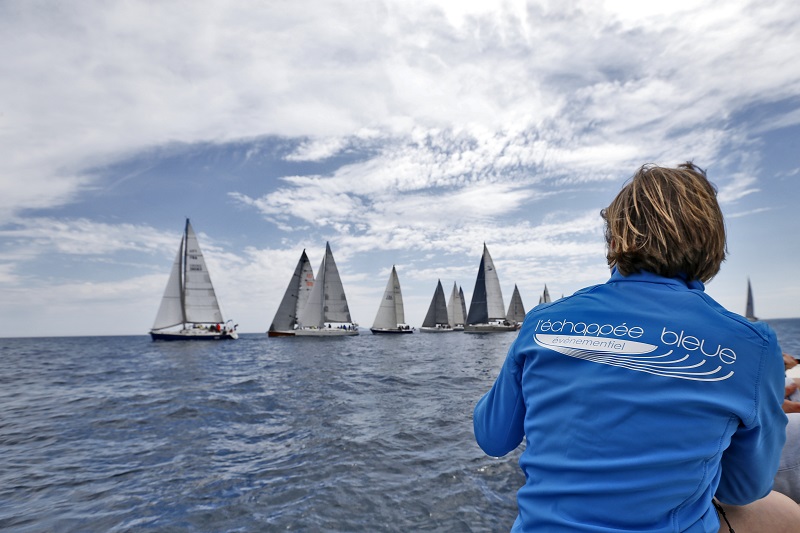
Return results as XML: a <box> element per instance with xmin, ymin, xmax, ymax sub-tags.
<box><xmin>691</xmin><ymin>291</ymin><xmax>778</xmax><ymax>344</ymax></box>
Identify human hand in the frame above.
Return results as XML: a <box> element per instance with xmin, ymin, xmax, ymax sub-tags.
<box><xmin>784</xmin><ymin>353</ymin><xmax>798</xmax><ymax>371</ymax></box>
<box><xmin>784</xmin><ymin>381</ymin><xmax>800</xmax><ymax>413</ymax></box>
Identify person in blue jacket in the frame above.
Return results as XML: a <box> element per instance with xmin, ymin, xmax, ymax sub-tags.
<box><xmin>474</xmin><ymin>162</ymin><xmax>800</xmax><ymax>532</ymax></box>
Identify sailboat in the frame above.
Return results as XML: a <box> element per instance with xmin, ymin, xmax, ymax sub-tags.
<box><xmin>150</xmin><ymin>219</ymin><xmax>238</xmax><ymax>341</ymax></box>
<box><xmin>745</xmin><ymin>277</ymin><xmax>758</xmax><ymax>322</ymax></box>
<box><xmin>465</xmin><ymin>243</ymin><xmax>516</xmax><ymax>333</ymax></box>
<box><xmin>268</xmin><ymin>250</ymin><xmax>315</xmax><ymax>337</ymax></box>
<box><xmin>538</xmin><ymin>284</ymin><xmax>552</xmax><ymax>305</ymax></box>
<box><xmin>295</xmin><ymin>242</ymin><xmax>359</xmax><ymax>336</ymax></box>
<box><xmin>370</xmin><ymin>266</ymin><xmax>413</xmax><ymax>334</ymax></box>
<box><xmin>506</xmin><ymin>284</ymin><xmax>526</xmax><ymax>328</ymax></box>
<box><xmin>447</xmin><ymin>282</ymin><xmax>466</xmax><ymax>331</ymax></box>
<box><xmin>420</xmin><ymin>280</ymin><xmax>454</xmax><ymax>332</ymax></box>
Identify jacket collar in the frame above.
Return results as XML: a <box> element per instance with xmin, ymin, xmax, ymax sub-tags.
<box><xmin>608</xmin><ymin>267</ymin><xmax>705</xmax><ymax>292</ymax></box>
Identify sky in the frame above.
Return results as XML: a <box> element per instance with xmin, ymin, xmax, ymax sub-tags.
<box><xmin>1</xmin><ymin>0</ymin><xmax>799</xmax><ymax>338</ymax></box>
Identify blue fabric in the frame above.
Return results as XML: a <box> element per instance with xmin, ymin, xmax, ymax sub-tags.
<box><xmin>474</xmin><ymin>269</ymin><xmax>787</xmax><ymax>532</ymax></box>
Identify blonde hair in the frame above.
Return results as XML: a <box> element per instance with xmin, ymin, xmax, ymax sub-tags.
<box><xmin>601</xmin><ymin>162</ymin><xmax>727</xmax><ymax>283</ymax></box>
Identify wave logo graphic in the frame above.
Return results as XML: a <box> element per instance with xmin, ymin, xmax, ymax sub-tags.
<box><xmin>534</xmin><ymin>334</ymin><xmax>734</xmax><ymax>381</ymax></box>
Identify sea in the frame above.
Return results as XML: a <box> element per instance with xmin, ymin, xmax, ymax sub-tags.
<box><xmin>1</xmin><ymin>318</ymin><xmax>799</xmax><ymax>533</ymax></box>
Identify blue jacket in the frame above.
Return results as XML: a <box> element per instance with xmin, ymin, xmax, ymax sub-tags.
<box><xmin>474</xmin><ymin>269</ymin><xmax>787</xmax><ymax>532</ymax></box>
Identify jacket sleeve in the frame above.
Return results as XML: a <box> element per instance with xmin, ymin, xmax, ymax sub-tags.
<box><xmin>715</xmin><ymin>330</ymin><xmax>788</xmax><ymax>505</ymax></box>
<box><xmin>473</xmin><ymin>339</ymin><xmax>526</xmax><ymax>457</ymax></box>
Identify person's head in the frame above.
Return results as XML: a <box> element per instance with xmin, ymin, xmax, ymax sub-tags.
<box><xmin>601</xmin><ymin>162</ymin><xmax>727</xmax><ymax>283</ymax></box>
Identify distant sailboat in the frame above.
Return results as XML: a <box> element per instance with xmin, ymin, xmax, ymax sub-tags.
<box><xmin>538</xmin><ymin>284</ymin><xmax>551</xmax><ymax>305</ymax></box>
<box><xmin>150</xmin><ymin>218</ymin><xmax>238</xmax><ymax>341</ymax></box>
<box><xmin>268</xmin><ymin>250</ymin><xmax>315</xmax><ymax>337</ymax></box>
<box><xmin>420</xmin><ymin>280</ymin><xmax>454</xmax><ymax>332</ymax></box>
<box><xmin>506</xmin><ymin>284</ymin><xmax>526</xmax><ymax>328</ymax></box>
<box><xmin>745</xmin><ymin>277</ymin><xmax>758</xmax><ymax>322</ymax></box>
<box><xmin>447</xmin><ymin>282</ymin><xmax>466</xmax><ymax>331</ymax></box>
<box><xmin>465</xmin><ymin>244</ymin><xmax>516</xmax><ymax>332</ymax></box>
<box><xmin>371</xmin><ymin>266</ymin><xmax>413</xmax><ymax>334</ymax></box>
<box><xmin>296</xmin><ymin>242</ymin><xmax>358</xmax><ymax>336</ymax></box>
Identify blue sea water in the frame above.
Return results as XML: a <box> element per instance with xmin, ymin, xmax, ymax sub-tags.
<box><xmin>0</xmin><ymin>331</ymin><xmax>523</xmax><ymax>532</ymax></box>
<box><xmin>1</xmin><ymin>319</ymin><xmax>799</xmax><ymax>532</ymax></box>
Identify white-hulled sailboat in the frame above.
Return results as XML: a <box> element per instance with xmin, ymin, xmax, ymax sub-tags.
<box><xmin>506</xmin><ymin>284</ymin><xmax>526</xmax><ymax>329</ymax></box>
<box><xmin>370</xmin><ymin>266</ymin><xmax>414</xmax><ymax>334</ymax></box>
<box><xmin>150</xmin><ymin>219</ymin><xmax>238</xmax><ymax>341</ymax></box>
<box><xmin>447</xmin><ymin>282</ymin><xmax>466</xmax><ymax>331</ymax></box>
<box><xmin>420</xmin><ymin>280</ymin><xmax>454</xmax><ymax>332</ymax></box>
<box><xmin>268</xmin><ymin>250</ymin><xmax>315</xmax><ymax>337</ymax></box>
<box><xmin>295</xmin><ymin>242</ymin><xmax>359</xmax><ymax>336</ymax></box>
<box><xmin>465</xmin><ymin>243</ymin><xmax>516</xmax><ymax>333</ymax></box>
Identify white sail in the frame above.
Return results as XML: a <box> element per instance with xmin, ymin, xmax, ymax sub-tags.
<box><xmin>151</xmin><ymin>219</ymin><xmax>236</xmax><ymax>340</ymax></box>
<box><xmin>372</xmin><ymin>266</ymin><xmax>406</xmax><ymax>330</ymax></box>
<box><xmin>182</xmin><ymin>221</ymin><xmax>224</xmax><ymax>324</ymax></box>
<box><xmin>270</xmin><ymin>250</ymin><xmax>315</xmax><ymax>333</ymax></box>
<box><xmin>482</xmin><ymin>245</ymin><xmax>506</xmax><ymax>321</ymax></box>
<box><xmin>152</xmin><ymin>243</ymin><xmax>185</xmax><ymax>330</ymax></box>
<box><xmin>298</xmin><ymin>242</ymin><xmax>353</xmax><ymax>328</ymax></box>
<box><xmin>447</xmin><ymin>282</ymin><xmax>466</xmax><ymax>327</ymax></box>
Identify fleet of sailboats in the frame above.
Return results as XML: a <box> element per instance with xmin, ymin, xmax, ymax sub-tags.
<box><xmin>150</xmin><ymin>228</ymin><xmax>772</xmax><ymax>338</ymax></box>
<box><xmin>371</xmin><ymin>266</ymin><xmax>413</xmax><ymax>334</ymax></box>
<box><xmin>150</xmin><ymin>219</ymin><xmax>238</xmax><ymax>341</ymax></box>
<box><xmin>151</xmin><ymin>222</ymin><xmax>549</xmax><ymax>338</ymax></box>
<box><xmin>465</xmin><ymin>244</ymin><xmax>516</xmax><ymax>333</ymax></box>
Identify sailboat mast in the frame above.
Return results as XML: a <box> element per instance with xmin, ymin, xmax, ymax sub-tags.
<box><xmin>180</xmin><ymin>219</ymin><xmax>188</xmax><ymax>328</ymax></box>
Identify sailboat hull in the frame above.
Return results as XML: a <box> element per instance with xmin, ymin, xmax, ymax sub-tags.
<box><xmin>464</xmin><ymin>323</ymin><xmax>517</xmax><ymax>333</ymax></box>
<box><xmin>370</xmin><ymin>328</ymin><xmax>414</xmax><ymax>334</ymax></box>
<box><xmin>419</xmin><ymin>326</ymin><xmax>455</xmax><ymax>333</ymax></box>
<box><xmin>295</xmin><ymin>327</ymin><xmax>359</xmax><ymax>336</ymax></box>
<box><xmin>267</xmin><ymin>330</ymin><xmax>296</xmax><ymax>337</ymax></box>
<box><xmin>150</xmin><ymin>330</ymin><xmax>238</xmax><ymax>341</ymax></box>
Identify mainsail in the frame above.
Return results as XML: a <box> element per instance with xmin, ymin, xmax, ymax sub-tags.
<box><xmin>152</xmin><ymin>219</ymin><xmax>224</xmax><ymax>330</ymax></box>
<box><xmin>422</xmin><ymin>280</ymin><xmax>449</xmax><ymax>328</ymax></box>
<box><xmin>467</xmin><ymin>244</ymin><xmax>506</xmax><ymax>324</ymax></box>
<box><xmin>298</xmin><ymin>242</ymin><xmax>353</xmax><ymax>328</ymax></box>
<box><xmin>447</xmin><ymin>282</ymin><xmax>466</xmax><ymax>327</ymax></box>
<box><xmin>506</xmin><ymin>284</ymin><xmax>526</xmax><ymax>324</ymax></box>
<box><xmin>372</xmin><ymin>266</ymin><xmax>406</xmax><ymax>330</ymax></box>
<box><xmin>538</xmin><ymin>284</ymin><xmax>552</xmax><ymax>305</ymax></box>
<box><xmin>745</xmin><ymin>278</ymin><xmax>757</xmax><ymax>322</ymax></box>
<box><xmin>269</xmin><ymin>250</ymin><xmax>315</xmax><ymax>333</ymax></box>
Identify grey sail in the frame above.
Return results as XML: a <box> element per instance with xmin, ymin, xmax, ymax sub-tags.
<box><xmin>506</xmin><ymin>284</ymin><xmax>526</xmax><ymax>324</ymax></box>
<box><xmin>745</xmin><ymin>278</ymin><xmax>757</xmax><ymax>322</ymax></box>
<box><xmin>152</xmin><ymin>242</ymin><xmax>185</xmax><ymax>330</ymax></box>
<box><xmin>465</xmin><ymin>244</ymin><xmax>515</xmax><ymax>332</ymax></box>
<box><xmin>422</xmin><ymin>280</ymin><xmax>449</xmax><ymax>327</ymax></box>
<box><xmin>467</xmin><ymin>253</ymin><xmax>488</xmax><ymax>325</ymax></box>
<box><xmin>269</xmin><ymin>250</ymin><xmax>315</xmax><ymax>334</ymax></box>
<box><xmin>538</xmin><ymin>284</ymin><xmax>552</xmax><ymax>305</ymax></box>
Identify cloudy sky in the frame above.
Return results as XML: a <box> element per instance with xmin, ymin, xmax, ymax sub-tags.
<box><xmin>1</xmin><ymin>0</ymin><xmax>798</xmax><ymax>337</ymax></box>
